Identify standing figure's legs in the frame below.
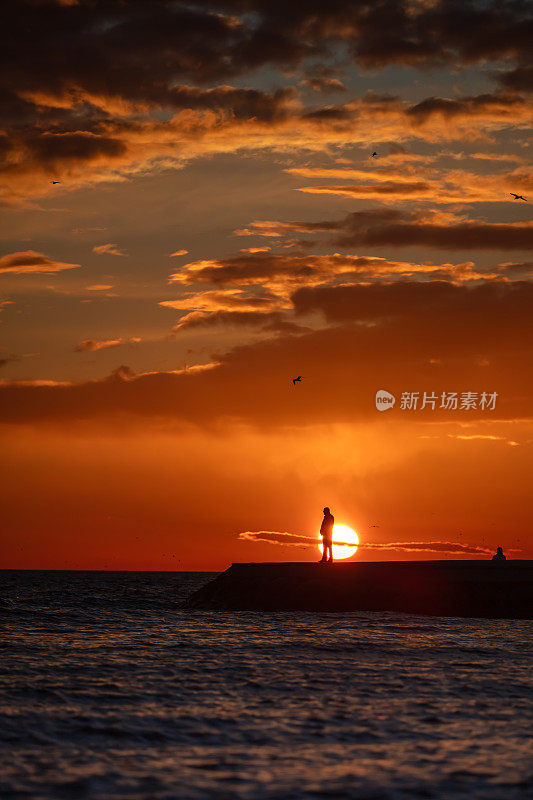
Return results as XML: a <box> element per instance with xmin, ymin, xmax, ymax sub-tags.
<box><xmin>327</xmin><ymin>542</ymin><xmax>333</xmax><ymax>562</ymax></box>
<box><xmin>319</xmin><ymin>539</ymin><xmax>327</xmax><ymax>561</ymax></box>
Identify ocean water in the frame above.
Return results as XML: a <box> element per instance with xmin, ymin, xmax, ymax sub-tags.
<box><xmin>1</xmin><ymin>571</ymin><xmax>531</xmax><ymax>800</ymax></box>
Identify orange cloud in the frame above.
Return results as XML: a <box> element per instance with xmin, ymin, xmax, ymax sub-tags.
<box><xmin>161</xmin><ymin>285</ymin><xmax>294</xmax><ymax>332</ymax></box>
<box><xmin>299</xmin><ymin>181</ymin><xmax>436</xmax><ymax>200</ymax></box>
<box><xmin>92</xmin><ymin>243</ymin><xmax>128</xmax><ymax>257</ymax></box>
<box><xmin>238</xmin><ymin>530</ymin><xmax>507</xmax><ymax>556</ymax></box>
<box><xmin>170</xmin><ymin>253</ymin><xmax>498</xmax><ymax>295</ymax></box>
<box><xmin>160</xmin><ymin>289</ymin><xmax>283</xmax><ymax>314</ymax></box>
<box><xmin>171</xmin><ymin>310</ymin><xmax>305</xmax><ymax>334</ymax></box>
<box><xmin>74</xmin><ymin>337</ymin><xmax>141</xmax><ymax>352</ymax></box>
<box><xmin>0</xmin><ymin>0</ymin><xmax>530</xmax><ymax>208</ymax></box>
<box><xmin>0</xmin><ymin>251</ymin><xmax>81</xmax><ymax>275</ymax></box>
<box><xmin>290</xmin><ymin>163</ymin><xmax>533</xmax><ymax>203</ymax></box>
<box><xmin>1</xmin><ymin>88</ymin><xmax>530</xmax><ymax>206</ymax></box>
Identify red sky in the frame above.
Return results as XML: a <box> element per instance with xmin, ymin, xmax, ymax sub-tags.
<box><xmin>0</xmin><ymin>0</ymin><xmax>532</xmax><ymax>569</ymax></box>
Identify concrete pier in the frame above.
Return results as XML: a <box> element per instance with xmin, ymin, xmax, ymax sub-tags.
<box><xmin>185</xmin><ymin>560</ymin><xmax>533</xmax><ymax>618</ymax></box>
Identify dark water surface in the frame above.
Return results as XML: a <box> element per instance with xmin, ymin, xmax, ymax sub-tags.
<box><xmin>1</xmin><ymin>571</ymin><xmax>531</xmax><ymax>799</ymax></box>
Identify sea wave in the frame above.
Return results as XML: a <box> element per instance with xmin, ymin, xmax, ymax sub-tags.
<box><xmin>1</xmin><ymin>571</ymin><xmax>531</xmax><ymax>799</ymax></box>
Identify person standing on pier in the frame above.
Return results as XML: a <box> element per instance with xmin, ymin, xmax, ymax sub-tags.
<box><xmin>319</xmin><ymin>507</ymin><xmax>335</xmax><ymax>563</ymax></box>
<box><xmin>492</xmin><ymin>546</ymin><xmax>507</xmax><ymax>562</ymax></box>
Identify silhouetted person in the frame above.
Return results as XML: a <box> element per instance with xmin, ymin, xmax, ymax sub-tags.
<box><xmin>319</xmin><ymin>506</ymin><xmax>334</xmax><ymax>563</ymax></box>
<box><xmin>492</xmin><ymin>546</ymin><xmax>506</xmax><ymax>562</ymax></box>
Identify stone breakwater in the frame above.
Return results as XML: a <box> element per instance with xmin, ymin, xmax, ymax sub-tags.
<box><xmin>185</xmin><ymin>560</ymin><xmax>533</xmax><ymax>618</ymax></box>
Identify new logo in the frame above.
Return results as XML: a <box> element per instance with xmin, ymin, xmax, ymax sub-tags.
<box><xmin>375</xmin><ymin>389</ymin><xmax>396</xmax><ymax>411</ymax></box>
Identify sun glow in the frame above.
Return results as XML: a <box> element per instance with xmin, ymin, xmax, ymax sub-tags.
<box><xmin>318</xmin><ymin>524</ymin><xmax>359</xmax><ymax>560</ymax></box>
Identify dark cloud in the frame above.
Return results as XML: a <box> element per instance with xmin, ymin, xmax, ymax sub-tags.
<box><xmin>257</xmin><ymin>209</ymin><xmax>533</xmax><ymax>251</ymax></box>
<box><xmin>0</xmin><ymin>2</ymin><xmax>318</xmax><ymax>125</ymax></box>
<box><xmin>497</xmin><ymin>261</ymin><xmax>533</xmax><ymax>275</ymax></box>
<box><xmin>345</xmin><ymin>0</ymin><xmax>533</xmax><ymax>69</ymax></box>
<box><xmin>1</xmin><ymin>2</ymin><xmax>245</xmax><ymax>102</ymax></box>
<box><xmin>29</xmin><ymin>131</ymin><xmax>126</xmax><ymax>164</ymax></box>
<box><xmin>224</xmin><ymin>0</ymin><xmax>532</xmax><ymax>72</ymax></box>
<box><xmin>0</xmin><ymin>1</ymin><xmax>530</xmax><ymax>201</ymax></box>
<box><xmin>302</xmin><ymin>106</ymin><xmax>355</xmax><ymax>123</ymax></box>
<box><xmin>0</xmin><ymin>279</ymin><xmax>531</xmax><ymax>426</ymax></box>
<box><xmin>498</xmin><ymin>65</ymin><xmax>533</xmax><ymax>93</ymax></box>
<box><xmin>333</xmin><ymin>216</ymin><xmax>533</xmax><ymax>252</ymax></box>
<box><xmin>2</xmin><ymin>1</ymin><xmax>530</xmax><ymax>116</ymax></box>
<box><xmin>406</xmin><ymin>92</ymin><xmax>527</xmax><ymax>121</ymax></box>
<box><xmin>167</xmin><ymin>85</ymin><xmax>296</xmax><ymax>121</ymax></box>
<box><xmin>291</xmin><ymin>279</ymin><xmax>533</xmax><ymax>325</ymax></box>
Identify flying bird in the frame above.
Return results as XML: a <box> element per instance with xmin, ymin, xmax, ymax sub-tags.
<box><xmin>51</xmin><ymin>181</ymin><xmax>60</xmax><ymax>184</ymax></box>
<box><xmin>371</xmin><ymin>151</ymin><xmax>378</xmax><ymax>158</ymax></box>
<box><xmin>510</xmin><ymin>193</ymin><xmax>527</xmax><ymax>201</ymax></box>
<box><xmin>292</xmin><ymin>376</ymin><xmax>303</xmax><ymax>385</ymax></box>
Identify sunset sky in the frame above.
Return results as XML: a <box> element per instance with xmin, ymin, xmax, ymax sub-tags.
<box><xmin>1</xmin><ymin>0</ymin><xmax>532</xmax><ymax>570</ymax></box>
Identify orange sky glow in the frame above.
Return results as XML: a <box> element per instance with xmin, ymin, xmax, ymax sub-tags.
<box><xmin>0</xmin><ymin>0</ymin><xmax>531</xmax><ymax>570</ymax></box>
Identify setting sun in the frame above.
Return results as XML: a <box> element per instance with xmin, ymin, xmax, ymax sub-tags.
<box><xmin>318</xmin><ymin>524</ymin><xmax>359</xmax><ymax>560</ymax></box>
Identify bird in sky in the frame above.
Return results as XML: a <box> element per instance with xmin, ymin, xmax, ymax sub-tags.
<box><xmin>51</xmin><ymin>181</ymin><xmax>60</xmax><ymax>184</ymax></box>
<box><xmin>510</xmin><ymin>193</ymin><xmax>527</xmax><ymax>201</ymax></box>
<box><xmin>292</xmin><ymin>376</ymin><xmax>303</xmax><ymax>385</ymax></box>
<box><xmin>370</xmin><ymin>525</ymin><xmax>380</xmax><ymax>528</ymax></box>
<box><xmin>371</xmin><ymin>151</ymin><xmax>378</xmax><ymax>158</ymax></box>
